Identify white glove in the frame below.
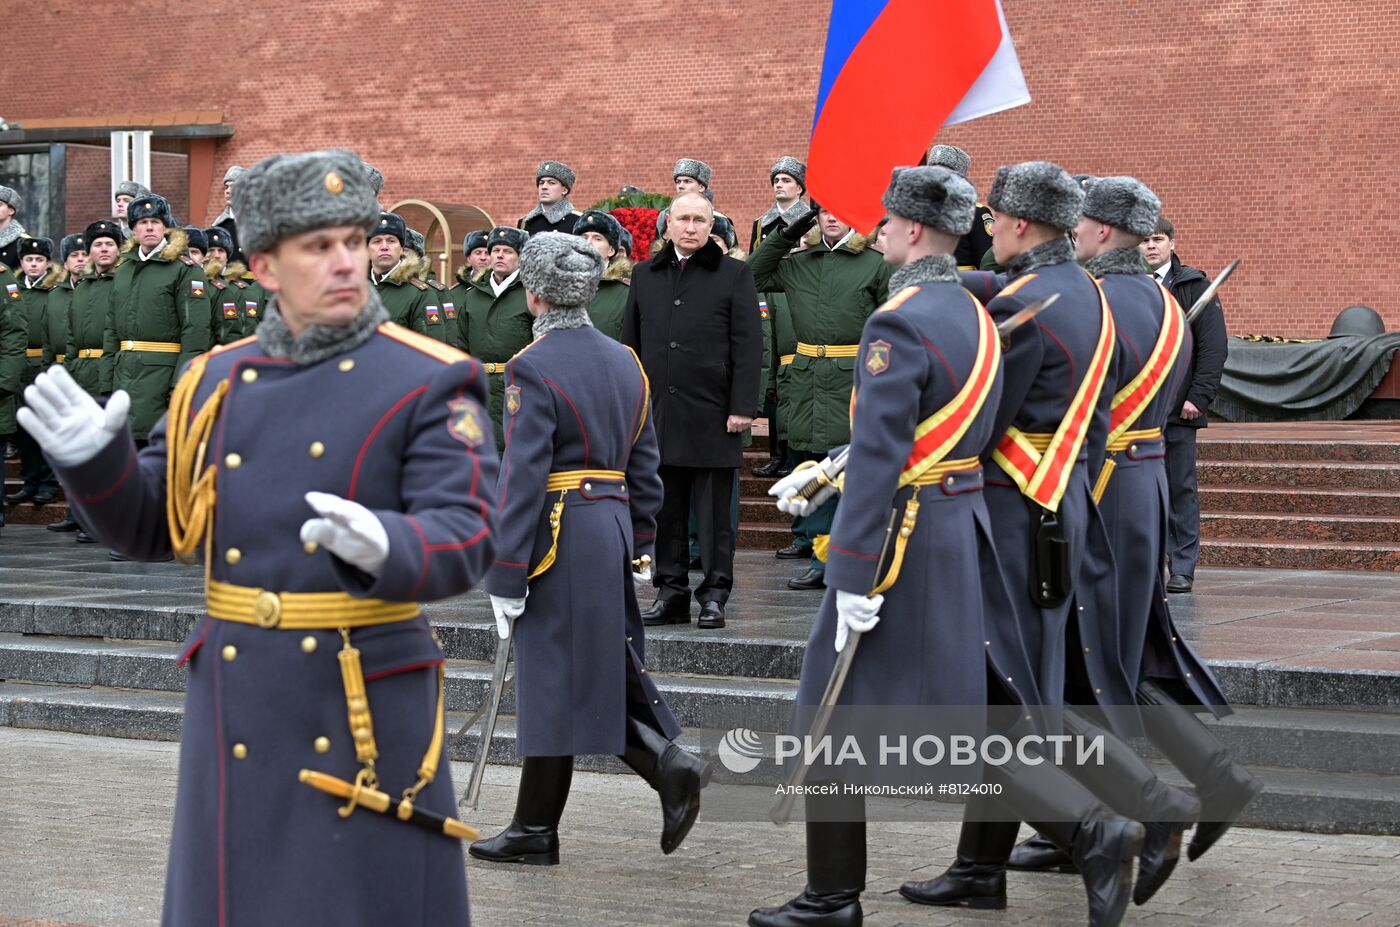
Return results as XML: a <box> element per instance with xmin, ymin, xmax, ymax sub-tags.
<box><xmin>300</xmin><ymin>491</ymin><xmax>390</xmax><ymax>577</ymax></box>
<box><xmin>490</xmin><ymin>594</ymin><xmax>526</xmax><ymax>639</ymax></box>
<box><xmin>834</xmin><ymin>589</ymin><xmax>883</xmax><ymax>653</ymax></box>
<box><xmin>633</xmin><ymin>564</ymin><xmax>653</xmax><ymax>585</ymax></box>
<box><xmin>768</xmin><ymin>461</ymin><xmax>837</xmax><ymax>517</ymax></box>
<box><xmin>17</xmin><ymin>367</ymin><xmax>130</xmax><ymax>468</ymax></box>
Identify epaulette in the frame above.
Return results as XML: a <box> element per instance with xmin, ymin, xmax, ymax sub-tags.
<box><xmin>377</xmin><ymin>321</ymin><xmax>467</xmax><ymax>364</ymax></box>
<box><xmin>209</xmin><ymin>334</ymin><xmax>258</xmax><ymax>356</ymax></box>
<box><xmin>429</xmin><ymin>280</ymin><xmax>446</xmax><ymax>291</ymax></box>
<box><xmin>230</xmin><ymin>279</ymin><xmax>248</xmax><ymax>289</ymax></box>
<box><xmin>996</xmin><ymin>275</ymin><xmax>1037</xmax><ymax>300</ymax></box>
<box><xmin>0</xmin><ymin>263</ymin><xmax>8</xmax><ymax>274</ymax></box>
<box><xmin>409</xmin><ymin>278</ymin><xmax>429</xmax><ymax>291</ymax></box>
<box><xmin>876</xmin><ymin>286</ymin><xmax>921</xmax><ymax>314</ymax></box>
<box><xmin>209</xmin><ymin>278</ymin><xmax>227</xmax><ymax>290</ymax></box>
<box><xmin>178</xmin><ymin>254</ymin><xmax>197</xmax><ymax>266</ymax></box>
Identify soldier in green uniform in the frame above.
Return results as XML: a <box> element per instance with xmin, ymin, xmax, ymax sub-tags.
<box><xmin>367</xmin><ymin>212</ymin><xmax>430</xmax><ymax>335</ymax></box>
<box><xmin>68</xmin><ymin>221</ymin><xmax>123</xmax><ymax>400</ymax></box>
<box><xmin>204</xmin><ymin>226</ymin><xmax>264</xmax><ymax>342</ymax></box>
<box><xmin>0</xmin><ymin>260</ymin><xmax>26</xmax><ymax>533</ymax></box>
<box><xmin>7</xmin><ymin>238</ymin><xmax>64</xmax><ymax>504</ymax></box>
<box><xmin>45</xmin><ymin>234</ymin><xmax>88</xmax><ymax>367</ymax></box>
<box><xmin>406</xmin><ymin>228</ymin><xmax>454</xmax><ymax>345</ymax></box>
<box><xmin>443</xmin><ymin>229</ymin><xmax>489</xmax><ymax>356</ymax></box>
<box><xmin>748</xmin><ymin>204</ymin><xmax>893</xmax><ymax>590</ymax></box>
<box><xmin>453</xmin><ymin>226</ymin><xmax>531</xmax><ymax>450</ymax></box>
<box><xmin>574</xmin><ymin>209</ymin><xmax>632</xmax><ymax>340</ymax></box>
<box><xmin>105</xmin><ymin>194</ymin><xmax>213</xmax><ymax>445</ymax></box>
<box><xmin>461</xmin><ymin>229</ymin><xmax>491</xmax><ymax>282</ymax></box>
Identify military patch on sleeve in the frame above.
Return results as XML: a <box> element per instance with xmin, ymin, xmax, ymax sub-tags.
<box><xmin>191</xmin><ymin>279</ymin><xmax>205</xmax><ymax>298</ymax></box>
<box><xmin>223</xmin><ymin>302</ymin><xmax>238</xmax><ymax>319</ymax></box>
<box><xmin>444</xmin><ymin>301</ymin><xmax>457</xmax><ymax>320</ymax></box>
<box><xmin>865</xmin><ymin>339</ymin><xmax>891</xmax><ymax>377</ymax></box>
<box><xmin>426</xmin><ymin>305</ymin><xmax>441</xmax><ymax>325</ymax></box>
<box><xmin>505</xmin><ymin>383</ymin><xmax>522</xmax><ymax>415</ymax></box>
<box><xmin>245</xmin><ymin>301</ymin><xmax>258</xmax><ymax>318</ymax></box>
<box><xmin>5</xmin><ymin>283</ymin><xmax>18</xmax><ymax>301</ymax></box>
<box><xmin>758</xmin><ymin>299</ymin><xmax>769</xmax><ymax>320</ymax></box>
<box><xmin>983</xmin><ymin>212</ymin><xmax>994</xmax><ymax>236</ymax></box>
<box><xmin>447</xmin><ymin>397</ymin><xmax>486</xmax><ymax>448</ymax></box>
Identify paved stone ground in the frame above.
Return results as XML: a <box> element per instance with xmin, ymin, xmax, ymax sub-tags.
<box><xmin>2</xmin><ymin>729</ymin><xmax>1398</xmax><ymax>927</ymax></box>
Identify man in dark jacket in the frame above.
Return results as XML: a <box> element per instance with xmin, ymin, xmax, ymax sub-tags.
<box><xmin>1143</xmin><ymin>217</ymin><xmax>1226</xmax><ymax>593</ymax></box>
<box><xmin>621</xmin><ymin>192</ymin><xmax>762</xmax><ymax>629</ymax></box>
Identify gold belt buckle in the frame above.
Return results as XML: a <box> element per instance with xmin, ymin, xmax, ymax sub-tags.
<box><xmin>253</xmin><ymin>590</ymin><xmax>282</xmax><ymax>628</ymax></box>
<box><xmin>816</xmin><ymin>345</ymin><xmax>827</xmax><ymax>358</ymax></box>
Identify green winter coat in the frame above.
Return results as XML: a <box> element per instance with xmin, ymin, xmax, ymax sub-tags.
<box><xmin>43</xmin><ymin>272</ymin><xmax>78</xmax><ymax>366</ymax></box>
<box><xmin>203</xmin><ymin>260</ymin><xmax>265</xmax><ymax>345</ymax></box>
<box><xmin>585</xmin><ymin>257</ymin><xmax>633</xmax><ymax>340</ymax></box>
<box><xmin>0</xmin><ymin>264</ymin><xmax>27</xmax><ymax>434</ymax></box>
<box><xmin>106</xmin><ymin>229</ymin><xmax>214</xmax><ymax>440</ymax></box>
<box><xmin>412</xmin><ymin>257</ymin><xmax>454</xmax><ymax>345</ymax></box>
<box><xmin>748</xmin><ymin>226</ymin><xmax>892</xmax><ymax>454</ymax></box>
<box><xmin>454</xmin><ymin>271</ymin><xmax>532</xmax><ymax>450</ymax></box>
<box><xmin>371</xmin><ymin>258</ymin><xmax>430</xmax><ymax>335</ymax></box>
<box><xmin>67</xmin><ymin>262</ymin><xmax>118</xmax><ymax>398</ymax></box>
<box><xmin>17</xmin><ymin>266</ymin><xmax>62</xmax><ymax>385</ymax></box>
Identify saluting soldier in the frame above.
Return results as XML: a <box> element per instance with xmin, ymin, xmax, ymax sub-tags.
<box><xmin>6</xmin><ymin>237</ymin><xmax>63</xmax><ymax>506</ymax></box>
<box><xmin>204</xmin><ymin>226</ymin><xmax>264</xmax><ymax>342</ymax></box>
<box><xmin>518</xmin><ymin>161</ymin><xmax>581</xmax><ymax>235</ymax></box>
<box><xmin>67</xmin><ymin>220</ymin><xmax>123</xmax><ymax>401</ymax></box>
<box><xmin>470</xmin><ymin>231</ymin><xmax>710</xmax><ymax>866</ymax></box>
<box><xmin>105</xmin><ymin>193</ymin><xmax>213</xmax><ymax>445</ymax></box>
<box><xmin>453</xmin><ymin>226</ymin><xmax>532</xmax><ymax>450</ymax></box>
<box><xmin>367</xmin><ymin>211</ymin><xmax>430</xmax><ymax>335</ymax></box>
<box><xmin>748</xmin><ymin>202</ymin><xmax>892</xmax><ymax>591</ymax></box>
<box><xmin>18</xmin><ymin>148</ymin><xmax>496</xmax><ymax>927</ymax></box>
<box><xmin>573</xmin><ymin>209</ymin><xmax>633</xmax><ymax>340</ymax></box>
<box><xmin>926</xmin><ymin>145</ymin><xmax>995</xmax><ymax>270</ymax></box>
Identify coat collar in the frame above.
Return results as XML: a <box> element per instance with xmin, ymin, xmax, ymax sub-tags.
<box><xmin>648</xmin><ymin>238</ymin><xmax>723</xmax><ymax>273</ymax></box>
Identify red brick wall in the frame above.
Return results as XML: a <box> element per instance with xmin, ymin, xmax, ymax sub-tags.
<box><xmin>15</xmin><ymin>0</ymin><xmax>1397</xmax><ymax>336</ymax></box>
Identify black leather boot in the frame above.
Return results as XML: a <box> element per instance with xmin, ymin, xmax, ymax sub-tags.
<box><xmin>750</xmin><ymin>798</ymin><xmax>865</xmax><ymax>926</ymax></box>
<box><xmin>468</xmin><ymin>755</ymin><xmax>573</xmax><ymax>865</ymax></box>
<box><xmin>753</xmin><ymin>457</ymin><xmax>785</xmax><ymax>478</ymax></box>
<box><xmin>899</xmin><ymin>814</ymin><xmax>1013</xmax><ymax>909</ymax></box>
<box><xmin>1137</xmin><ymin>681</ymin><xmax>1262</xmax><ymax>862</ymax></box>
<box><xmin>1062</xmin><ymin>709</ymin><xmax>1199</xmax><ymax>904</ymax></box>
<box><xmin>1008</xmin><ymin>833</ymin><xmax>1076</xmax><ymax>872</ymax></box>
<box><xmin>620</xmin><ymin>716</ymin><xmax>711</xmax><ymax>854</ymax></box>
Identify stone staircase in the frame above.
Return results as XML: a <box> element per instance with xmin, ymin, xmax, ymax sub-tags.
<box><xmin>3</xmin><ymin>454</ymin><xmax>68</xmax><ymax>526</ymax></box>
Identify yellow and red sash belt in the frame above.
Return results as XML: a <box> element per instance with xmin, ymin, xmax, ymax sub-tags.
<box><xmin>992</xmin><ymin>279</ymin><xmax>1116</xmax><ymax>512</ymax></box>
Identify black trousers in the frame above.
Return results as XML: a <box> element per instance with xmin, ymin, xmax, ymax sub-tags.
<box><xmin>1164</xmin><ymin>423</ymin><xmax>1201</xmax><ymax>577</ymax></box>
<box><xmin>656</xmin><ymin>465</ymin><xmax>735</xmax><ymax>605</ymax></box>
<box><xmin>15</xmin><ymin>426</ymin><xmax>58</xmax><ymax>495</ymax></box>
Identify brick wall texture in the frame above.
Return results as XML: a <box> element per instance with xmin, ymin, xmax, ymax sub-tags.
<box><xmin>15</xmin><ymin>0</ymin><xmax>1399</xmax><ymax>336</ymax></box>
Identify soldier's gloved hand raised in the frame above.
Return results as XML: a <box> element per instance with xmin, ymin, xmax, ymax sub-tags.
<box><xmin>300</xmin><ymin>491</ymin><xmax>390</xmax><ymax>578</ymax></box>
<box><xmin>489</xmin><ymin>594</ymin><xmax>526</xmax><ymax>639</ymax></box>
<box><xmin>768</xmin><ymin>460</ymin><xmax>837</xmax><ymax>517</ymax></box>
<box><xmin>17</xmin><ymin>366</ymin><xmax>130</xmax><ymax>467</ymax></box>
<box><xmin>782</xmin><ymin>205</ymin><xmax>820</xmax><ymax>242</ymax></box>
<box><xmin>834</xmin><ymin>589</ymin><xmax>883</xmax><ymax>653</ymax></box>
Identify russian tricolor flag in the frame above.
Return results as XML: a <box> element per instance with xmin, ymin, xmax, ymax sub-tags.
<box><xmin>808</xmin><ymin>0</ymin><xmax>1031</xmax><ymax>231</ymax></box>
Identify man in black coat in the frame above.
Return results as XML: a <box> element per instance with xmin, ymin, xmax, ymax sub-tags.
<box><xmin>621</xmin><ymin>192</ymin><xmax>762</xmax><ymax>629</ymax></box>
<box><xmin>1144</xmin><ymin>217</ymin><xmax>1227</xmax><ymax>593</ymax></box>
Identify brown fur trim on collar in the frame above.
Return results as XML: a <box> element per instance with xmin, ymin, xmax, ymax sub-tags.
<box><xmin>802</xmin><ymin>228</ymin><xmax>869</xmax><ymax>253</ymax></box>
<box><xmin>385</xmin><ymin>254</ymin><xmax>418</xmax><ymax>285</ymax></box>
<box><xmin>603</xmin><ymin>254</ymin><xmax>633</xmax><ymax>281</ymax></box>
<box><xmin>204</xmin><ymin>258</ymin><xmax>225</xmax><ymax>279</ymax></box>
<box><xmin>222</xmin><ymin>260</ymin><xmax>249</xmax><ymax>282</ymax></box>
<box><xmin>36</xmin><ymin>264</ymin><xmax>66</xmax><ymax>290</ymax></box>
<box><xmin>118</xmin><ymin>227</ymin><xmax>188</xmax><ymax>262</ymax></box>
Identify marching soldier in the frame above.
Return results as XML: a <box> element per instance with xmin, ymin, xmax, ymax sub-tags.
<box><xmin>204</xmin><ymin>226</ymin><xmax>264</xmax><ymax>342</ymax></box>
<box><xmin>748</xmin><ymin>202</ymin><xmax>892</xmax><ymax>591</ymax></box>
<box><xmin>367</xmin><ymin>211</ymin><xmax>430</xmax><ymax>334</ymax></box>
<box><xmin>470</xmin><ymin>231</ymin><xmax>709</xmax><ymax>866</ymax></box>
<box><xmin>926</xmin><ymin>145</ymin><xmax>994</xmax><ymax>270</ymax></box>
<box><xmin>454</xmin><ymin>226</ymin><xmax>531</xmax><ymax>450</ymax></box>
<box><xmin>105</xmin><ymin>194</ymin><xmax>213</xmax><ymax>445</ymax></box>
<box><xmin>755</xmin><ymin>166</ymin><xmax>1005</xmax><ymax>926</ymax></box>
<box><xmin>900</xmin><ymin>163</ymin><xmax>1146</xmax><ymax>927</ymax></box>
<box><xmin>18</xmin><ymin>148</ymin><xmax>496</xmax><ymax>927</ymax></box>
<box><xmin>518</xmin><ymin>161</ymin><xmax>581</xmax><ymax>234</ymax></box>
<box><xmin>573</xmin><ymin>209</ymin><xmax>632</xmax><ymax>339</ymax></box>
<box><xmin>6</xmin><ymin>238</ymin><xmax>62</xmax><ymax>506</ymax></box>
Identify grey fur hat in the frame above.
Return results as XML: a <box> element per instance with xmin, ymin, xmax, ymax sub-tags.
<box><xmin>536</xmin><ymin>160</ymin><xmax>576</xmax><ymax>191</ymax></box>
<box><xmin>487</xmin><ymin>226</ymin><xmax>529</xmax><ymax>254</ymax></box>
<box><xmin>406</xmin><ymin>227</ymin><xmax>426</xmax><ymax>256</ymax></box>
<box><xmin>673</xmin><ymin>158</ymin><xmax>712</xmax><ymax>188</ymax></box>
<box><xmin>573</xmin><ymin>209</ymin><xmax>625</xmax><ymax>252</ymax></box>
<box><xmin>0</xmin><ymin>186</ymin><xmax>20</xmax><ymax>211</ymax></box>
<box><xmin>233</xmin><ymin>149</ymin><xmax>379</xmax><ymax>255</ymax></box>
<box><xmin>361</xmin><ymin>161</ymin><xmax>384</xmax><ymax>194</ymax></box>
<box><xmin>1081</xmin><ymin>176</ymin><xmax>1161</xmax><ymax>238</ymax></box>
<box><xmin>881</xmin><ymin>166</ymin><xmax>977</xmax><ymax>236</ymax></box>
<box><xmin>223</xmin><ymin>165</ymin><xmax>247</xmax><ymax>186</ymax></box>
<box><xmin>519</xmin><ymin>231</ymin><xmax>604</xmax><ymax>308</ymax></box>
<box><xmin>927</xmin><ymin>144</ymin><xmax>971</xmax><ymax>177</ymax></box>
<box><xmin>987</xmin><ymin>161</ymin><xmax>1084</xmax><ymax>232</ymax></box>
<box><xmin>114</xmin><ymin>180</ymin><xmax>149</xmax><ymax>201</ymax></box>
<box><xmin>128</xmin><ymin>194</ymin><xmax>176</xmax><ymax>228</ymax></box>
<box><xmin>770</xmin><ymin>156</ymin><xmax>806</xmax><ymax>191</ymax></box>
<box><xmin>61</xmin><ymin>233</ymin><xmax>87</xmax><ymax>261</ymax></box>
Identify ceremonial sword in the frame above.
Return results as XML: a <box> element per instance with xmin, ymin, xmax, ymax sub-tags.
<box><xmin>460</xmin><ymin>615</ymin><xmax>514</xmax><ymax>811</ymax></box>
<box><xmin>1183</xmin><ymin>259</ymin><xmax>1241</xmax><ymax>325</ymax></box>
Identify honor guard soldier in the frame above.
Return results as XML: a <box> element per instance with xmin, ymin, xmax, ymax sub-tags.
<box><xmin>18</xmin><ymin>148</ymin><xmax>496</xmax><ymax>927</ymax></box>
<box><xmin>758</xmin><ymin>165</ymin><xmax>1006</xmax><ymax>927</ymax></box>
<box><xmin>112</xmin><ymin>180</ymin><xmax>151</xmax><ymax>235</ymax></box>
<box><xmin>210</xmin><ymin>165</ymin><xmax>246</xmax><ymax>256</ymax></box>
<box><xmin>573</xmin><ymin>209</ymin><xmax>633</xmax><ymax>340</ymax></box>
<box><xmin>69</xmin><ymin>221</ymin><xmax>123</xmax><ymax>401</ymax></box>
<box><xmin>6</xmin><ymin>237</ymin><xmax>63</xmax><ymax>505</ymax></box>
<box><xmin>0</xmin><ymin>186</ymin><xmax>28</xmax><ymax>271</ymax></box>
<box><xmin>748</xmin><ymin>201</ymin><xmax>892</xmax><ymax>591</ymax></box>
<box><xmin>926</xmin><ymin>145</ymin><xmax>995</xmax><ymax>270</ymax></box>
<box><xmin>518</xmin><ymin>161</ymin><xmax>581</xmax><ymax>234</ymax></box>
<box><xmin>204</xmin><ymin>226</ymin><xmax>264</xmax><ymax>342</ymax></box>
<box><xmin>367</xmin><ymin>212</ymin><xmax>430</xmax><ymax>335</ymax></box>
<box><xmin>901</xmin><ymin>163</ymin><xmax>1146</xmax><ymax>927</ymax></box>
<box><xmin>106</xmin><ymin>194</ymin><xmax>213</xmax><ymax>444</ymax></box>
<box><xmin>470</xmin><ymin>231</ymin><xmax>710</xmax><ymax>866</ymax></box>
<box><xmin>453</xmin><ymin>226</ymin><xmax>531</xmax><ymax>450</ymax></box>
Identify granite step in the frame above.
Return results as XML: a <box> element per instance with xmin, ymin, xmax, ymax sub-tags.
<box><xmin>1</xmin><ymin>681</ymin><xmax>1395</xmax><ymax>834</ymax></box>
<box><xmin>1199</xmin><ymin>460</ymin><xmax>1400</xmax><ymax>491</ymax></box>
<box><xmin>1201</xmin><ymin>537</ymin><xmax>1400</xmax><ymax>572</ymax></box>
<box><xmin>738</xmin><ymin>523</ymin><xmax>793</xmax><ymax>551</ymax></box>
<box><xmin>1202</xmin><ymin>512</ymin><xmax>1400</xmax><ymax>544</ymax></box>
<box><xmin>1199</xmin><ymin>486</ymin><xmax>1400</xmax><ymax>517</ymax></box>
<box><xmin>1197</xmin><ymin>437</ymin><xmax>1400</xmax><ymax>464</ymax></box>
<box><xmin>739</xmin><ymin>496</ymin><xmax>794</xmax><ymax>526</ymax></box>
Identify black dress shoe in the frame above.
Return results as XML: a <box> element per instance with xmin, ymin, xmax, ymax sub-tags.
<box><xmin>752</xmin><ymin>457</ymin><xmax>784</xmax><ymax>478</ymax></box>
<box><xmin>787</xmin><ymin>568</ymin><xmax>826</xmax><ymax>591</ymax></box>
<box><xmin>5</xmin><ymin>487</ymin><xmax>36</xmax><ymax>505</ymax></box>
<box><xmin>899</xmin><ymin>859</ymin><xmax>1007</xmax><ymax>910</ymax></box>
<box><xmin>75</xmin><ymin>530</ymin><xmax>96</xmax><ymax>544</ymax></box>
<box><xmin>642</xmin><ymin>598</ymin><xmax>690</xmax><ymax>626</ymax></box>
<box><xmin>749</xmin><ymin>888</ymin><xmax>863</xmax><ymax>926</ymax></box>
<box><xmin>108</xmin><ymin>551</ymin><xmax>129</xmax><ymax>562</ymax></box>
<box><xmin>30</xmin><ymin>491</ymin><xmax>58</xmax><ymax>506</ymax></box>
<box><xmin>47</xmin><ymin>516</ymin><xmax>79</xmax><ymax>532</ymax></box>
<box><xmin>1008</xmin><ymin>833</ymin><xmax>1078</xmax><ymax>872</ymax></box>
<box><xmin>1166</xmin><ymin>574</ymin><xmax>1193</xmax><ymax>593</ymax></box>
<box><xmin>468</xmin><ymin>820</ymin><xmax>560</xmax><ymax>865</ymax></box>
<box><xmin>775</xmin><ymin>542</ymin><xmax>813</xmax><ymax>560</ymax></box>
<box><xmin>698</xmin><ymin>601</ymin><xmax>725</xmax><ymax>629</ymax></box>
<box><xmin>775</xmin><ymin>463</ymin><xmax>794</xmax><ymax>477</ymax></box>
